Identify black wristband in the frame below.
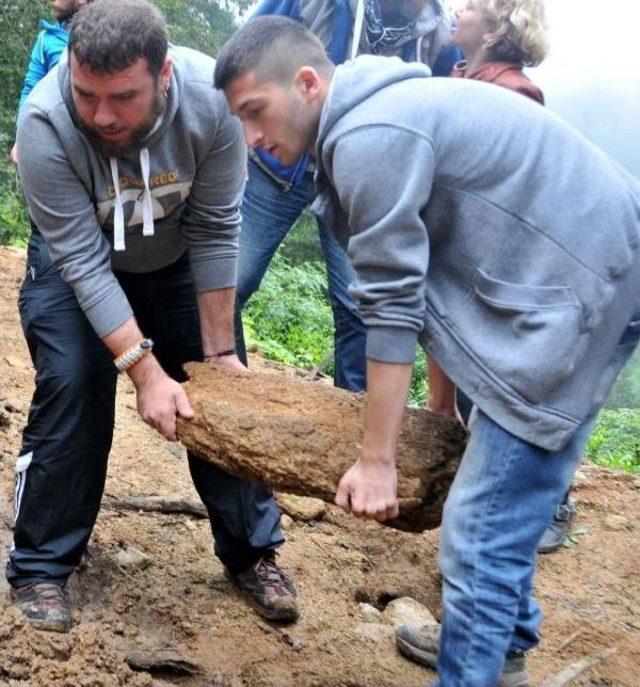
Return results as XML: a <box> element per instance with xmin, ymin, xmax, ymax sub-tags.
<box><xmin>204</xmin><ymin>348</ymin><xmax>236</xmax><ymax>359</ymax></box>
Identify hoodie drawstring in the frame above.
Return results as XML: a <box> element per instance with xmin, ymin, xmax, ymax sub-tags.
<box><xmin>139</xmin><ymin>148</ymin><xmax>154</xmax><ymax>237</ymax></box>
<box><xmin>109</xmin><ymin>156</ymin><xmax>125</xmax><ymax>252</ymax></box>
<box><xmin>109</xmin><ymin>148</ymin><xmax>155</xmax><ymax>252</ymax></box>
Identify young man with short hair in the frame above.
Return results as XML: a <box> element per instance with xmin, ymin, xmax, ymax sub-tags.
<box><xmin>235</xmin><ymin>0</ymin><xmax>460</xmax><ymax>393</ymax></box>
<box><xmin>215</xmin><ymin>16</ymin><xmax>640</xmax><ymax>687</ymax></box>
<box><xmin>9</xmin><ymin>0</ymin><xmax>297</xmax><ymax>633</ymax></box>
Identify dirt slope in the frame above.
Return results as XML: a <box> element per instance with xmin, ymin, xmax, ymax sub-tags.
<box><xmin>1</xmin><ymin>247</ymin><xmax>639</xmax><ymax>687</ymax></box>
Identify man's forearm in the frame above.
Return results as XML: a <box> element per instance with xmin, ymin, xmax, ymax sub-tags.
<box><xmin>102</xmin><ymin>315</ymin><xmax>164</xmax><ymax>387</ymax></box>
<box><xmin>361</xmin><ymin>360</ymin><xmax>414</xmax><ymax>465</ymax></box>
<box><xmin>197</xmin><ymin>287</ymin><xmax>236</xmax><ymax>356</ymax></box>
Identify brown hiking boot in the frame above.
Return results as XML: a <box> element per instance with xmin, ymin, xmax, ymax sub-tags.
<box><xmin>230</xmin><ymin>551</ymin><xmax>299</xmax><ymax>623</ymax></box>
<box><xmin>10</xmin><ymin>582</ymin><xmax>72</xmax><ymax>633</ymax></box>
<box><xmin>396</xmin><ymin>623</ymin><xmax>529</xmax><ymax>687</ymax></box>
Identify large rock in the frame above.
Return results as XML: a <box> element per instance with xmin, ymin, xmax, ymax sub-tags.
<box><xmin>277</xmin><ymin>493</ymin><xmax>327</xmax><ymax>521</ymax></box>
<box><xmin>382</xmin><ymin>597</ymin><xmax>438</xmax><ymax>628</ymax></box>
<box><xmin>177</xmin><ymin>363</ymin><xmax>467</xmax><ymax>533</ymax></box>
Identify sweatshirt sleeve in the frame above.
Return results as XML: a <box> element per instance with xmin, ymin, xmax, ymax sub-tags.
<box><xmin>17</xmin><ymin>105</ymin><xmax>133</xmax><ymax>337</ymax></box>
<box><xmin>329</xmin><ymin>125</ymin><xmax>435</xmax><ymax>364</ymax></box>
<box><xmin>181</xmin><ymin>93</ymin><xmax>247</xmax><ymax>293</ymax></box>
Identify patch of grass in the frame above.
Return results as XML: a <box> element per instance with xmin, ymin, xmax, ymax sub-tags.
<box><xmin>587</xmin><ymin>408</ymin><xmax>640</xmax><ymax>473</ymax></box>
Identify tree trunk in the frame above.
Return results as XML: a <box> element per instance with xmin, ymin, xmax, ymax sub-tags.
<box><xmin>177</xmin><ymin>363</ymin><xmax>467</xmax><ymax>532</ymax></box>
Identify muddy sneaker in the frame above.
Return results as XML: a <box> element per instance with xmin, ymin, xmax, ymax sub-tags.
<box><xmin>231</xmin><ymin>551</ymin><xmax>299</xmax><ymax>623</ymax></box>
<box><xmin>538</xmin><ymin>493</ymin><xmax>576</xmax><ymax>554</ymax></box>
<box><xmin>396</xmin><ymin>623</ymin><xmax>529</xmax><ymax>687</ymax></box>
<box><xmin>10</xmin><ymin>582</ymin><xmax>72</xmax><ymax>633</ymax></box>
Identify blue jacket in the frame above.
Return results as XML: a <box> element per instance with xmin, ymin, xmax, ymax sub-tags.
<box><xmin>18</xmin><ymin>20</ymin><xmax>70</xmax><ymax>111</ymax></box>
<box><xmin>250</xmin><ymin>0</ymin><xmax>461</xmax><ymax>188</ymax></box>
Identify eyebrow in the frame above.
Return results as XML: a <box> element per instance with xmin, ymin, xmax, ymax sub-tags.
<box><xmin>237</xmin><ymin>98</ymin><xmax>263</xmax><ymax>114</ymax></box>
<box><xmin>72</xmin><ymin>84</ymin><xmax>139</xmax><ymax>98</ymax></box>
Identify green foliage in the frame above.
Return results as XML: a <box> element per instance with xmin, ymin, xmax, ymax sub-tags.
<box><xmin>0</xmin><ymin>0</ymin><xmax>245</xmax><ymax>246</ymax></box>
<box><xmin>605</xmin><ymin>349</ymin><xmax>640</xmax><ymax>409</ymax></box>
<box><xmin>587</xmin><ymin>408</ymin><xmax>640</xmax><ymax>473</ymax></box>
<box><xmin>243</xmin><ymin>252</ymin><xmax>335</xmax><ymax>369</ymax></box>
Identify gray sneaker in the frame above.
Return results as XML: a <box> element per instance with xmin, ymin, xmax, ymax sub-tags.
<box><xmin>538</xmin><ymin>493</ymin><xmax>576</xmax><ymax>554</ymax></box>
<box><xmin>396</xmin><ymin>623</ymin><xmax>529</xmax><ymax>687</ymax></box>
<box><xmin>10</xmin><ymin>582</ymin><xmax>72</xmax><ymax>633</ymax></box>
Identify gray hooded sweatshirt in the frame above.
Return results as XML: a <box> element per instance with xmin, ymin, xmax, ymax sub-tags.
<box><xmin>16</xmin><ymin>45</ymin><xmax>246</xmax><ymax>338</ymax></box>
<box><xmin>312</xmin><ymin>56</ymin><xmax>640</xmax><ymax>450</ymax></box>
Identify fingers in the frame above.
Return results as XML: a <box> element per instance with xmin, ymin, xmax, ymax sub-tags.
<box><xmin>174</xmin><ymin>388</ymin><xmax>195</xmax><ymax>420</ymax></box>
<box><xmin>335</xmin><ymin>479</ymin><xmax>352</xmax><ymax>513</ymax></box>
<box><xmin>140</xmin><ymin>382</ymin><xmax>189</xmax><ymax>442</ymax></box>
<box><xmin>142</xmin><ymin>407</ymin><xmax>177</xmax><ymax>442</ymax></box>
<box><xmin>349</xmin><ymin>490</ymin><xmax>399</xmax><ymax>522</ymax></box>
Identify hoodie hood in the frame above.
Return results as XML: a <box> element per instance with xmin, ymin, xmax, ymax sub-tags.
<box><xmin>39</xmin><ymin>19</ymin><xmax>71</xmax><ymax>38</ymax></box>
<box><xmin>317</xmin><ymin>55</ymin><xmax>430</xmax><ymax>155</ymax></box>
<box><xmin>312</xmin><ymin>55</ymin><xmax>430</xmax><ymax>249</ymax></box>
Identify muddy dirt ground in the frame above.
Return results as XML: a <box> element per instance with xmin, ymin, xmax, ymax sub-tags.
<box><xmin>1</xmin><ymin>246</ymin><xmax>639</xmax><ymax>687</ymax></box>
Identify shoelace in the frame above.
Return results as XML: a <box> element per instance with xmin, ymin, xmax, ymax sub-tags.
<box><xmin>29</xmin><ymin>583</ymin><xmax>67</xmax><ymax>609</ymax></box>
<box><xmin>255</xmin><ymin>555</ymin><xmax>284</xmax><ymax>584</ymax></box>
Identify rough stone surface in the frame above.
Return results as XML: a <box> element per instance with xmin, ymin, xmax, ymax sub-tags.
<box><xmin>382</xmin><ymin>597</ymin><xmax>438</xmax><ymax>629</ymax></box>
<box><xmin>359</xmin><ymin>603</ymin><xmax>383</xmax><ymax>623</ymax></box>
<box><xmin>115</xmin><ymin>546</ymin><xmax>153</xmax><ymax>570</ymax></box>
<box><xmin>178</xmin><ymin>363</ymin><xmax>468</xmax><ymax>532</ymax></box>
<box><xmin>279</xmin><ymin>514</ymin><xmax>295</xmax><ymax>531</ymax></box>
<box><xmin>277</xmin><ymin>493</ymin><xmax>326</xmax><ymax>521</ymax></box>
<box><xmin>355</xmin><ymin>623</ymin><xmax>396</xmax><ymax>643</ymax></box>
<box><xmin>603</xmin><ymin>515</ymin><xmax>631</xmax><ymax>531</ymax></box>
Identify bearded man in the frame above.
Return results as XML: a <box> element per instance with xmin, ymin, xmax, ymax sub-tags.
<box><xmin>8</xmin><ymin>0</ymin><xmax>298</xmax><ymax>632</ymax></box>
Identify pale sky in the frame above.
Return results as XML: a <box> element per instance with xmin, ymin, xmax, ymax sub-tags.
<box><xmin>241</xmin><ymin>0</ymin><xmax>639</xmax><ymax>176</ymax></box>
<box><xmin>531</xmin><ymin>0</ymin><xmax>640</xmax><ymax>177</ymax></box>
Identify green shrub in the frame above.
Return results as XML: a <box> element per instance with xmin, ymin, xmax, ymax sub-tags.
<box><xmin>243</xmin><ymin>252</ymin><xmax>335</xmax><ymax>369</ymax></box>
<box><xmin>587</xmin><ymin>408</ymin><xmax>640</xmax><ymax>473</ymax></box>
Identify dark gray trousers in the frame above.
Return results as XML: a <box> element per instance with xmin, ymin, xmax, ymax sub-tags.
<box><xmin>7</xmin><ymin>230</ymin><xmax>283</xmax><ymax>587</ymax></box>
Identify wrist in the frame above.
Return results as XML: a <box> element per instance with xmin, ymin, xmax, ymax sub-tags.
<box><xmin>359</xmin><ymin>447</ymin><xmax>396</xmax><ymax>468</ymax></box>
<box><xmin>126</xmin><ymin>353</ymin><xmax>163</xmax><ymax>389</ymax></box>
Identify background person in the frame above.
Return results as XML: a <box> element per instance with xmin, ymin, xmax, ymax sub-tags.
<box><xmin>215</xmin><ymin>16</ymin><xmax>640</xmax><ymax>686</ymax></box>
<box><xmin>10</xmin><ymin>0</ymin><xmax>93</xmax><ymax>165</ymax></box>
<box><xmin>235</xmin><ymin>0</ymin><xmax>461</xmax><ymax>392</ymax></box>
<box><xmin>7</xmin><ymin>0</ymin><xmax>297</xmax><ymax>634</ymax></box>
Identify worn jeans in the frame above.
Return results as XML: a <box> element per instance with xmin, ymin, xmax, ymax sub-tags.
<box><xmin>7</xmin><ymin>230</ymin><xmax>283</xmax><ymax>587</ymax></box>
<box><xmin>236</xmin><ymin>159</ymin><xmax>367</xmax><ymax>391</ymax></box>
<box><xmin>432</xmin><ymin>309</ymin><xmax>640</xmax><ymax>687</ymax></box>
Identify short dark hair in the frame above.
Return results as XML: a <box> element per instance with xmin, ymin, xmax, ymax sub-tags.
<box><xmin>214</xmin><ymin>16</ymin><xmax>333</xmax><ymax>91</ymax></box>
<box><xmin>69</xmin><ymin>0</ymin><xmax>168</xmax><ymax>78</ymax></box>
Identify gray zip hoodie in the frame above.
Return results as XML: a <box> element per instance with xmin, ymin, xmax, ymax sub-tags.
<box><xmin>16</xmin><ymin>45</ymin><xmax>246</xmax><ymax>338</ymax></box>
<box><xmin>312</xmin><ymin>56</ymin><xmax>640</xmax><ymax>450</ymax></box>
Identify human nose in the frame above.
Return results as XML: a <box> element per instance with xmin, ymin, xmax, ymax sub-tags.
<box><xmin>243</xmin><ymin>120</ymin><xmax>263</xmax><ymax>148</ymax></box>
<box><xmin>93</xmin><ymin>99</ymin><xmax>117</xmax><ymax>128</ymax></box>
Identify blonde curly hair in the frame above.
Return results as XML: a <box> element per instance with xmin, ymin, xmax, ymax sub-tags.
<box><xmin>477</xmin><ymin>0</ymin><xmax>549</xmax><ymax>67</ymax></box>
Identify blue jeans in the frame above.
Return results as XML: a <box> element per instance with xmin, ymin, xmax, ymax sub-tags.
<box><xmin>237</xmin><ymin>159</ymin><xmax>367</xmax><ymax>391</ymax></box>
<box><xmin>431</xmin><ymin>308</ymin><xmax>640</xmax><ymax>686</ymax></box>
<box><xmin>433</xmin><ymin>411</ymin><xmax>592</xmax><ymax>687</ymax></box>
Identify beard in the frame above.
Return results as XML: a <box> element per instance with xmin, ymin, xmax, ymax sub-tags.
<box><xmin>56</xmin><ymin>1</ymin><xmax>80</xmax><ymax>23</ymax></box>
<box><xmin>78</xmin><ymin>89</ymin><xmax>166</xmax><ymax>159</ymax></box>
